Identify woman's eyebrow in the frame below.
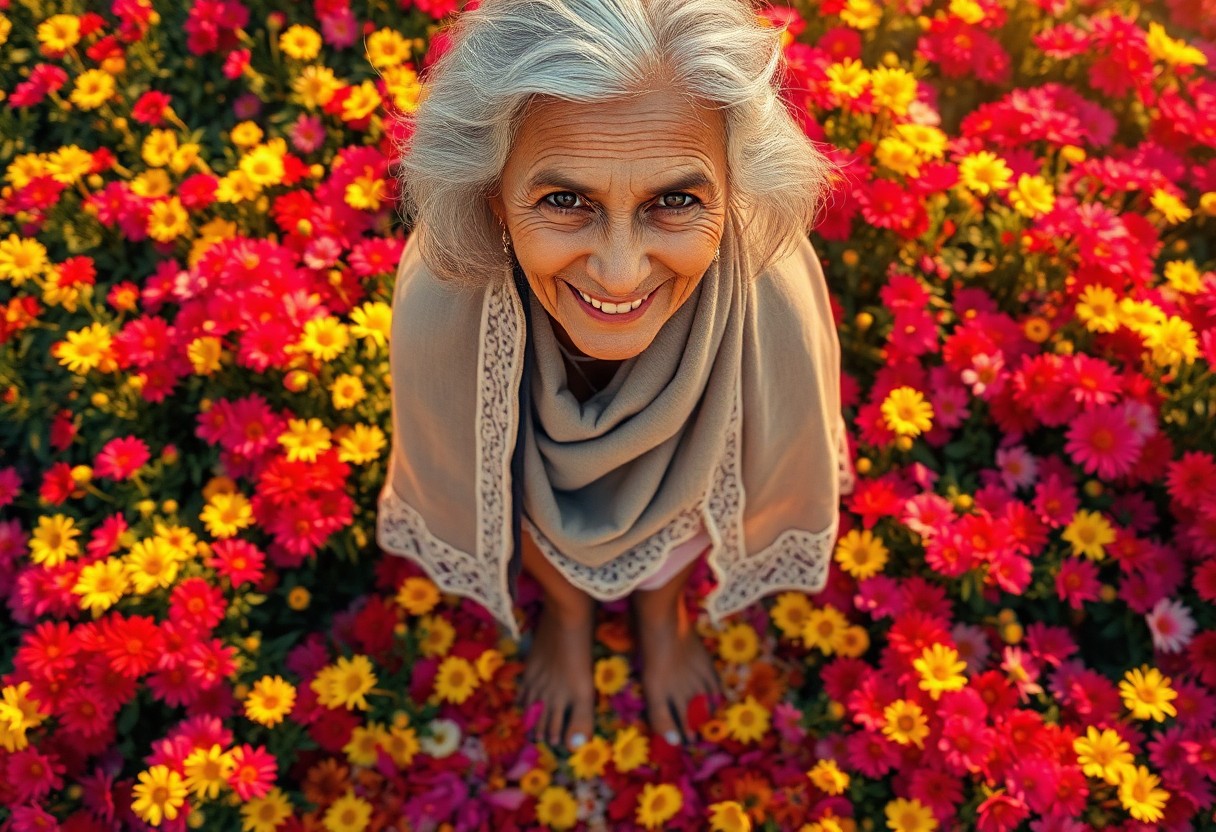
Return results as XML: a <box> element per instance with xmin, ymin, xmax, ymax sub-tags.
<box><xmin>524</xmin><ymin>168</ymin><xmax>716</xmax><ymax>198</ymax></box>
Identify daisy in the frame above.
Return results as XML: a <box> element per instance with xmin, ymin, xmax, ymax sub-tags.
<box><xmin>593</xmin><ymin>655</ymin><xmax>630</xmax><ymax>695</ymax></box>
<box><xmin>433</xmin><ymin>655</ymin><xmax>478</xmax><ymax>704</ymax></box>
<box><xmin>635</xmin><ymin>783</ymin><xmax>682</xmax><ymax>830</ymax></box>
<box><xmin>913</xmin><ymin>643</ymin><xmax>968</xmax><ymax>700</ymax></box>
<box><xmin>724</xmin><ymin>695</ymin><xmax>770</xmax><ymax>744</ymax></box>
<box><xmin>995</xmin><ymin>445</ymin><xmax>1037</xmax><ymax>491</ymax></box>
<box><xmin>382</xmin><ymin>724</ymin><xmax>419</xmax><ymax>767</ymax></box>
<box><xmin>182</xmin><ymin>744</ymin><xmax>235</xmax><ymax>800</ymax></box>
<box><xmin>240</xmin><ymin>787</ymin><xmax>294</xmax><ymax>832</ymax></box>
<box><xmin>244</xmin><ymin>675</ymin><xmax>297</xmax><ymax>727</ymax></box>
<box><xmin>717</xmin><ymin>622</ymin><xmax>760</xmax><ymax>664</ymax></box>
<box><xmin>884</xmin><ymin>796</ymin><xmax>938</xmax><ymax>832</ymax></box>
<box><xmin>1032</xmin><ymin>474</ymin><xmax>1079</xmax><ymax>527</ymax></box>
<box><xmin>1116</xmin><ymin>764</ymin><xmax>1170</xmax><ymax>824</ymax></box>
<box><xmin>802</xmin><ymin>604</ymin><xmax>850</xmax><ymax>655</ymax></box>
<box><xmin>1061</xmin><ymin>510</ymin><xmax>1115</xmax><ymax>560</ymax></box>
<box><xmin>1119</xmin><ymin>665</ymin><xmax>1178</xmax><ymax>722</ymax></box>
<box><xmin>882</xmin><ymin>699</ymin><xmax>929</xmax><ymax>748</ymax></box>
<box><xmin>419</xmin><ymin>717</ymin><xmax>461</xmax><ymax>758</ymax></box>
<box><xmin>881</xmin><ymin>386</ymin><xmax>934</xmax><ymax>437</ymax></box>
<box><xmin>611</xmin><ymin>725</ymin><xmax>649</xmax><ymax>773</ymax></box>
<box><xmin>311</xmin><ymin>654</ymin><xmax>377</xmax><ymax>711</ymax></box>
<box><xmin>227</xmin><ymin>744</ymin><xmax>277</xmax><ymax>801</ymax></box>
<box><xmin>834</xmin><ymin>528</ymin><xmax>890</xmax><ymax>580</ymax></box>
<box><xmin>323</xmin><ymin>790</ymin><xmax>372</xmax><ymax>832</ymax></box>
<box><xmin>1145</xmin><ymin>598</ymin><xmax>1197</xmax><ymax>653</ymax></box>
<box><xmin>536</xmin><ymin>785</ymin><xmax>579</xmax><ymax>830</ymax></box>
<box><xmin>1065</xmin><ymin>405</ymin><xmax>1144</xmax><ymax>480</ymax></box>
<box><xmin>807</xmin><ymin>759</ymin><xmax>850</xmax><ymax>795</ymax></box>
<box><xmin>131</xmin><ymin>765</ymin><xmax>188</xmax><ymax>827</ymax></box>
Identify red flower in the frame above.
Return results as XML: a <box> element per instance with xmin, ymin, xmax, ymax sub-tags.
<box><xmin>99</xmin><ymin>614</ymin><xmax>165</xmax><ymax>679</ymax></box>
<box><xmin>169</xmin><ymin>578</ymin><xmax>227</xmax><ymax>631</ymax></box>
<box><xmin>94</xmin><ymin>435</ymin><xmax>152</xmax><ymax>481</ymax></box>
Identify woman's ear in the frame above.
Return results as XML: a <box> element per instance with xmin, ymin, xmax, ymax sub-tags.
<box><xmin>487</xmin><ymin>188</ymin><xmax>504</xmax><ymax>225</ymax></box>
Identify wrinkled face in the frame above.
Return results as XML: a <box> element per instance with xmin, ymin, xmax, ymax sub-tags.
<box><xmin>490</xmin><ymin>87</ymin><xmax>729</xmax><ymax>361</ymax></box>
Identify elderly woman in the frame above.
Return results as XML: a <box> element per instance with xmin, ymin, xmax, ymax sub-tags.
<box><xmin>377</xmin><ymin>0</ymin><xmax>852</xmax><ymax>752</ymax></box>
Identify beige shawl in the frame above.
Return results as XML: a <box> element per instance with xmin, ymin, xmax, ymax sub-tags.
<box><xmin>376</xmin><ymin>209</ymin><xmax>853</xmax><ymax>640</ymax></box>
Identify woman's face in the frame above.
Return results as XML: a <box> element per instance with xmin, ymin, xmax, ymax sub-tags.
<box><xmin>490</xmin><ymin>87</ymin><xmax>729</xmax><ymax>361</ymax></box>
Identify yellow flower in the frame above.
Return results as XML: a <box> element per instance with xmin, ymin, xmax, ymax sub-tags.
<box><xmin>807</xmin><ymin>758</ymin><xmax>850</xmax><ymax>795</ymax></box>
<box><xmin>396</xmin><ymin>576</ymin><xmax>441</xmax><ymax>616</ymax></box>
<box><xmin>520</xmin><ymin>767</ymin><xmax>550</xmax><ymax>797</ymax></box>
<box><xmin>241</xmin><ymin>146</ymin><xmax>287</xmax><ymax>187</ymax></box>
<box><xmin>341</xmin><ymin>80</ymin><xmax>383</xmax><ymax>122</ymax></box>
<box><xmin>958</xmin><ymin>150</ymin><xmax>1012</xmax><ymax>195</ymax></box>
<box><xmin>1116</xmin><ymin>764</ymin><xmax>1170</xmax><ymax>824</ymax></box>
<box><xmin>635</xmin><ymin>782</ymin><xmax>682</xmax><ymax>829</ymax></box>
<box><xmin>593</xmin><ymin>655</ymin><xmax>630</xmax><ymax>696</ymax></box>
<box><xmin>278</xmin><ymin>417</ymin><xmax>332</xmax><ymax>463</ymax></box>
<box><xmin>717</xmin><ymin>622</ymin><xmax>759</xmax><ymax>664</ymax></box>
<box><xmin>836</xmin><ymin>625</ymin><xmax>870</xmax><ymax>658</ymax></box>
<box><xmin>949</xmin><ymin>0</ymin><xmax>985</xmax><ymax>24</ymax></box>
<box><xmin>72</xmin><ymin>557</ymin><xmax>129</xmax><ymax>614</ymax></box>
<box><xmin>839</xmin><ymin>0</ymin><xmax>881</xmax><ymax>30</ymax></box>
<box><xmin>769</xmin><ymin>592</ymin><xmax>813</xmax><ymax>640</ymax></box>
<box><xmin>1145</xmin><ymin>315</ymin><xmax>1199</xmax><ymax>367</ymax></box>
<box><xmin>1119</xmin><ymin>665</ymin><xmax>1178</xmax><ymax>722</ymax></box>
<box><xmin>279</xmin><ymin>25</ymin><xmax>323</xmax><ymax>61</ymax></box>
<box><xmin>708</xmin><ymin>800</ymin><xmax>752</xmax><ymax>832</ymax></box>
<box><xmin>1116</xmin><ymin>298</ymin><xmax>1166</xmax><ymax>333</ymax></box>
<box><xmin>366</xmin><ymin>28</ymin><xmax>412</xmax><ymax>68</ymax></box>
<box><xmin>187</xmin><ymin>335</ymin><xmax>223</xmax><ymax>376</ymax></box>
<box><xmin>299</xmin><ymin>316</ymin><xmax>350</xmax><ymax>362</ymax></box>
<box><xmin>292</xmin><ymin>65</ymin><xmax>342</xmax><ymax>109</ymax></box>
<box><xmin>322</xmin><ymin>790</ymin><xmax>372</xmax><ymax>832</ymax></box>
<box><xmin>382</xmin><ymin>724</ymin><xmax>419</xmax><ymax>767</ymax></box>
<box><xmin>1146</xmin><ymin>21</ymin><xmax>1207</xmax><ymax>67</ymax></box>
<box><xmin>46</xmin><ymin>145</ymin><xmax>95</xmax><ymax>184</ymax></box>
<box><xmin>343</xmin><ymin>723</ymin><xmax>387</xmax><ymax>766</ymax></box>
<box><xmin>70</xmin><ymin>69</ymin><xmax>116</xmax><ymax>110</ymax></box>
<box><xmin>476</xmin><ymin>648</ymin><xmax>504</xmax><ymax>682</ymax></box>
<box><xmin>802</xmin><ymin>604</ymin><xmax>850</xmax><ymax>655</ymax></box>
<box><xmin>350</xmin><ymin>301</ymin><xmax>392</xmax><ymax>347</ymax></box>
<box><xmin>1075</xmin><ymin>284</ymin><xmax>1119</xmax><ymax>333</ymax></box>
<box><xmin>312</xmin><ymin>654</ymin><xmax>378</xmax><ymax>711</ymax></box>
<box><xmin>1061</xmin><ymin>509</ymin><xmax>1115</xmax><ymax>560</ymax></box>
<box><xmin>895</xmin><ymin>124</ymin><xmax>947</xmax><ymax>159</ymax></box>
<box><xmin>724</xmin><ymin>695</ymin><xmax>770</xmax><ymax>744</ymax></box>
<box><xmin>142</xmin><ymin>129</ymin><xmax>179</xmax><ymax>168</ymax></box>
<box><xmin>37</xmin><ymin>14</ymin><xmax>81</xmax><ymax>53</ymax></box>
<box><xmin>884</xmin><ymin>796</ymin><xmax>938</xmax><ymax>832</ymax></box>
<box><xmin>611</xmin><ymin>725</ymin><xmax>649</xmax><ymax>772</ymax></box>
<box><xmin>131</xmin><ymin>765</ymin><xmax>189</xmax><ymax>827</ymax></box>
<box><xmin>287</xmin><ymin>586</ymin><xmax>311</xmax><ymax>611</ymax></box>
<box><xmin>245</xmin><ymin>675</ymin><xmax>297</xmax><ymax>727</ymax></box>
<box><xmin>28</xmin><ymin>514</ymin><xmax>81</xmax><ymax>567</ymax></box>
<box><xmin>562</xmin><ymin>734</ymin><xmax>606</xmax><ymax>777</ymax></box>
<box><xmin>1150</xmin><ymin>188</ymin><xmax>1191</xmax><ymax>224</ymax></box>
<box><xmin>869</xmin><ymin>66</ymin><xmax>917</xmax><ymax>115</ymax></box>
<box><xmin>417</xmin><ymin>614</ymin><xmax>456</xmax><ymax>657</ymax></box>
<box><xmin>336</xmin><ymin>423</ymin><xmax>386</xmax><ymax>465</ymax></box>
<box><xmin>875</xmin><ymin>137</ymin><xmax>921</xmax><ymax>177</ymax></box>
<box><xmin>331</xmin><ymin>374</ymin><xmax>367</xmax><ymax>409</ymax></box>
<box><xmin>825</xmin><ymin>58</ymin><xmax>869</xmax><ymax>100</ymax></box>
<box><xmin>53</xmin><ymin>322</ymin><xmax>115</xmax><ymax>375</ymax></box>
<box><xmin>230</xmin><ymin>121</ymin><xmax>264</xmax><ymax>148</ymax></box>
<box><xmin>345</xmin><ymin>172</ymin><xmax>386</xmax><ymax>211</ymax></box>
<box><xmin>1073</xmin><ymin>725</ymin><xmax>1133</xmax><ymax>785</ymax></box>
<box><xmin>147</xmin><ymin>197</ymin><xmax>190</xmax><ymax>242</ymax></box>
<box><xmin>1009</xmin><ymin>174</ymin><xmax>1055</xmax><ymax>218</ymax></box>
<box><xmin>182</xmin><ymin>744</ymin><xmax>235</xmax><ymax>799</ymax></box>
<box><xmin>131</xmin><ymin>168</ymin><xmax>173</xmax><ymax>199</ymax></box>
<box><xmin>434</xmin><ymin>656</ymin><xmax>479</xmax><ymax>704</ymax></box>
<box><xmin>123</xmin><ymin>537</ymin><xmax>183</xmax><ymax>595</ymax></box>
<box><xmin>240</xmin><ymin>786</ymin><xmax>293</xmax><ymax>832</ymax></box>
<box><xmin>0</xmin><ymin>233</ymin><xmax>49</xmax><ymax>285</ymax></box>
<box><xmin>535</xmin><ymin>785</ymin><xmax>578</xmax><ymax>830</ymax></box>
<box><xmin>913</xmin><ymin>643</ymin><xmax>967</xmax><ymax>701</ymax></box>
<box><xmin>1164</xmin><ymin>259</ymin><xmax>1203</xmax><ymax>294</ymax></box>
<box><xmin>881</xmin><ymin>386</ymin><xmax>933</xmax><ymax>437</ymax></box>
<box><xmin>200</xmin><ymin>491</ymin><xmax>254</xmax><ymax>539</ymax></box>
<box><xmin>384</xmin><ymin>64</ymin><xmax>423</xmax><ymax>113</ymax></box>
<box><xmin>882</xmin><ymin>699</ymin><xmax>929</xmax><ymax>748</ymax></box>
<box><xmin>0</xmin><ymin>682</ymin><xmax>47</xmax><ymax>752</ymax></box>
<box><xmin>834</xmin><ymin>528</ymin><xmax>889</xmax><ymax>580</ymax></box>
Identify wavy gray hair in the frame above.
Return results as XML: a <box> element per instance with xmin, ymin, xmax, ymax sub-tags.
<box><xmin>390</xmin><ymin>0</ymin><xmax>840</xmax><ymax>288</ymax></box>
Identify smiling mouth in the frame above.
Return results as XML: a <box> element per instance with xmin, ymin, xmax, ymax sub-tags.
<box><xmin>568</xmin><ymin>283</ymin><xmax>653</xmax><ymax>314</ymax></box>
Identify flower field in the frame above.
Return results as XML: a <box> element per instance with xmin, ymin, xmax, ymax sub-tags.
<box><xmin>2</xmin><ymin>0</ymin><xmax>1215</xmax><ymax>829</ymax></box>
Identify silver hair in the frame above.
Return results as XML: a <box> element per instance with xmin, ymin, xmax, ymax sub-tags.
<box><xmin>390</xmin><ymin>0</ymin><xmax>840</xmax><ymax>288</ymax></box>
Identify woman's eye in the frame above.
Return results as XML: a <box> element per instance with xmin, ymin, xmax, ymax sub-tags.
<box><xmin>658</xmin><ymin>193</ymin><xmax>697</xmax><ymax>210</ymax></box>
<box><xmin>543</xmin><ymin>192</ymin><xmax>583</xmax><ymax>211</ymax></box>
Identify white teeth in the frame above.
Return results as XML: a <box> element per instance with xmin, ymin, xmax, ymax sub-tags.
<box><xmin>577</xmin><ymin>288</ymin><xmax>646</xmax><ymax>314</ymax></box>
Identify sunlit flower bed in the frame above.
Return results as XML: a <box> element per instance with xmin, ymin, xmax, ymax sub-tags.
<box><xmin>2</xmin><ymin>0</ymin><xmax>1215</xmax><ymax>829</ymax></box>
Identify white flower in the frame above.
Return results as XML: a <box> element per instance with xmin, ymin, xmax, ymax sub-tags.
<box><xmin>1145</xmin><ymin>597</ymin><xmax>1196</xmax><ymax>654</ymax></box>
<box><xmin>419</xmin><ymin>717</ymin><xmax>462</xmax><ymax>758</ymax></box>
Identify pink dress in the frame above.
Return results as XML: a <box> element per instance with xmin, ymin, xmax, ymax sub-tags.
<box><xmin>633</xmin><ymin>518</ymin><xmax>712</xmax><ymax>591</ymax></box>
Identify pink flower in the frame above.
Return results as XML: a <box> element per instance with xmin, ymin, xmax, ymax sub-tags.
<box><xmin>1064</xmin><ymin>404</ymin><xmax>1145</xmax><ymax>480</ymax></box>
<box><xmin>227</xmin><ymin>744</ymin><xmax>276</xmax><ymax>800</ymax></box>
<box><xmin>1032</xmin><ymin>473</ymin><xmax>1078</xmax><ymax>527</ymax></box>
<box><xmin>995</xmin><ymin>445</ymin><xmax>1037</xmax><ymax>491</ymax></box>
<box><xmin>94</xmin><ymin>435</ymin><xmax>151</xmax><ymax>481</ymax></box>
<box><xmin>977</xmin><ymin>789</ymin><xmax>1030</xmax><ymax>832</ymax></box>
<box><xmin>1055</xmin><ymin>558</ymin><xmax>1100</xmax><ymax>609</ymax></box>
<box><xmin>319</xmin><ymin>7</ymin><xmax>358</xmax><ymax>49</ymax></box>
<box><xmin>289</xmin><ymin>113</ymin><xmax>326</xmax><ymax>154</ymax></box>
<box><xmin>961</xmin><ymin>352</ymin><xmax>1006</xmax><ymax>398</ymax></box>
<box><xmin>1145</xmin><ymin>598</ymin><xmax>1197</xmax><ymax>653</ymax></box>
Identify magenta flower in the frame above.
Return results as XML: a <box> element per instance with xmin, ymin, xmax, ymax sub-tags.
<box><xmin>1065</xmin><ymin>404</ymin><xmax>1145</xmax><ymax>480</ymax></box>
<box><xmin>94</xmin><ymin>435</ymin><xmax>152</xmax><ymax>481</ymax></box>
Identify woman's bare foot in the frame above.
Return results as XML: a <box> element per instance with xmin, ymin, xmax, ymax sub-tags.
<box><xmin>517</xmin><ymin>599</ymin><xmax>597</xmax><ymax>750</ymax></box>
<box><xmin>631</xmin><ymin>585</ymin><xmax>724</xmax><ymax>745</ymax></box>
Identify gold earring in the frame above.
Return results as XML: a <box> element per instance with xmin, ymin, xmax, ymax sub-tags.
<box><xmin>713</xmin><ymin>246</ymin><xmax>720</xmax><ymax>263</ymax></box>
<box><xmin>502</xmin><ymin>227</ymin><xmax>511</xmax><ymax>257</ymax></box>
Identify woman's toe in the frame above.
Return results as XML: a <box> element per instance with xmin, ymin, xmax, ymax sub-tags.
<box><xmin>646</xmin><ymin>693</ymin><xmax>681</xmax><ymax>746</ymax></box>
<box><xmin>563</xmin><ymin>693</ymin><xmax>595</xmax><ymax>750</ymax></box>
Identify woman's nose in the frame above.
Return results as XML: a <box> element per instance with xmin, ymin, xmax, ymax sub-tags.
<box><xmin>586</xmin><ymin>228</ymin><xmax>650</xmax><ymax>300</ymax></box>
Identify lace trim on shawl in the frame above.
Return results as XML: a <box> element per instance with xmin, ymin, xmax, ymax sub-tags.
<box><xmin>378</xmin><ymin>269</ymin><xmax>843</xmax><ymax>639</ymax></box>
<box><xmin>376</xmin><ymin>275</ymin><xmax>525</xmax><ymax>640</ymax></box>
